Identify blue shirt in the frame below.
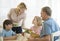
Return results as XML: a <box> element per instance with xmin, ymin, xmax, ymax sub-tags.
<box><xmin>40</xmin><ymin>18</ymin><xmax>60</xmax><ymax>37</ymax></box>
<box><xmin>2</xmin><ymin>29</ymin><xmax>16</xmax><ymax>37</ymax></box>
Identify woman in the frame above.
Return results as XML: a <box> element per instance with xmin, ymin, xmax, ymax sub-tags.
<box><xmin>8</xmin><ymin>2</ymin><xmax>27</xmax><ymax>34</ymax></box>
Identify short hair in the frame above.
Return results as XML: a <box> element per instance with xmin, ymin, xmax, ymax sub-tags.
<box><xmin>3</xmin><ymin>19</ymin><xmax>13</xmax><ymax>29</ymax></box>
<box><xmin>42</xmin><ymin>6</ymin><xmax>52</xmax><ymax>16</ymax></box>
<box><xmin>17</xmin><ymin>2</ymin><xmax>27</xmax><ymax>9</ymax></box>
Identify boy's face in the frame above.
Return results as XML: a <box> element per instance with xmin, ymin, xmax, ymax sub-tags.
<box><xmin>41</xmin><ymin>10</ymin><xmax>47</xmax><ymax>20</ymax></box>
<box><xmin>5</xmin><ymin>24</ymin><xmax>13</xmax><ymax>30</ymax></box>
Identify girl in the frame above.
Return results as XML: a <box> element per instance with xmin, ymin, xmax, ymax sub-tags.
<box><xmin>30</xmin><ymin>16</ymin><xmax>42</xmax><ymax>35</ymax></box>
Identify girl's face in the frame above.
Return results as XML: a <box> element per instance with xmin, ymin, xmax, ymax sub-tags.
<box><xmin>5</xmin><ymin>24</ymin><xmax>13</xmax><ymax>30</ymax></box>
<box><xmin>32</xmin><ymin>17</ymin><xmax>38</xmax><ymax>26</ymax></box>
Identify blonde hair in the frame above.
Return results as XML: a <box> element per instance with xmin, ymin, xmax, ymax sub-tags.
<box><xmin>17</xmin><ymin>2</ymin><xmax>27</xmax><ymax>9</ymax></box>
<box><xmin>33</xmin><ymin>16</ymin><xmax>42</xmax><ymax>26</ymax></box>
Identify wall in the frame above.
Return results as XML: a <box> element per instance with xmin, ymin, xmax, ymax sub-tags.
<box><xmin>0</xmin><ymin>0</ymin><xmax>60</xmax><ymax>28</ymax></box>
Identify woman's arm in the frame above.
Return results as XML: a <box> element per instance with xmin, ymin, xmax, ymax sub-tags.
<box><xmin>8</xmin><ymin>9</ymin><xmax>18</xmax><ymax>23</ymax></box>
<box><xmin>21</xmin><ymin>18</ymin><xmax>25</xmax><ymax>28</ymax></box>
<box><xmin>21</xmin><ymin>14</ymin><xmax>26</xmax><ymax>28</ymax></box>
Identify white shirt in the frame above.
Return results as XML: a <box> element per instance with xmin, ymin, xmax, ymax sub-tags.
<box><xmin>8</xmin><ymin>8</ymin><xmax>26</xmax><ymax>27</ymax></box>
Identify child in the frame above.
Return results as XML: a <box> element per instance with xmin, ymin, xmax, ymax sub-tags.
<box><xmin>31</xmin><ymin>16</ymin><xmax>42</xmax><ymax>35</ymax></box>
<box><xmin>30</xmin><ymin>16</ymin><xmax>42</xmax><ymax>38</ymax></box>
<box><xmin>2</xmin><ymin>20</ymin><xmax>17</xmax><ymax>40</ymax></box>
<box><xmin>24</xmin><ymin>16</ymin><xmax>42</xmax><ymax>38</ymax></box>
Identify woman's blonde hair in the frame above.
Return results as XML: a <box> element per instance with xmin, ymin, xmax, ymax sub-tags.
<box><xmin>33</xmin><ymin>16</ymin><xmax>42</xmax><ymax>26</ymax></box>
<box><xmin>17</xmin><ymin>2</ymin><xmax>27</xmax><ymax>9</ymax></box>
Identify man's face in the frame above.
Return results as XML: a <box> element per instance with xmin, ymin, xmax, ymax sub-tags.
<box><xmin>41</xmin><ymin>10</ymin><xmax>47</xmax><ymax>20</ymax></box>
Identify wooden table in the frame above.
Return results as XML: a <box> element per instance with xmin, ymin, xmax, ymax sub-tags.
<box><xmin>3</xmin><ymin>38</ymin><xmax>41</xmax><ymax>41</ymax></box>
<box><xmin>3</xmin><ymin>40</ymin><xmax>17</xmax><ymax>41</ymax></box>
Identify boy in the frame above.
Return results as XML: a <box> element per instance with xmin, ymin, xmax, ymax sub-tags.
<box><xmin>2</xmin><ymin>20</ymin><xmax>17</xmax><ymax>40</ymax></box>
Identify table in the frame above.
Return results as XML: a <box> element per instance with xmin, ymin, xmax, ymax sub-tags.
<box><xmin>4</xmin><ymin>39</ymin><xmax>29</xmax><ymax>41</ymax></box>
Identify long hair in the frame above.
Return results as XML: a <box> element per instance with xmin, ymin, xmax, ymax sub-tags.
<box><xmin>17</xmin><ymin>2</ymin><xmax>27</xmax><ymax>9</ymax></box>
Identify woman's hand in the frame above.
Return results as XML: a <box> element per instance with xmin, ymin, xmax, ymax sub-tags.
<box><xmin>21</xmin><ymin>32</ymin><xmax>24</xmax><ymax>36</ymax></box>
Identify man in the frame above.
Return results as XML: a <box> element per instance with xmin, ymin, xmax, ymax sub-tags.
<box><xmin>40</xmin><ymin>6</ymin><xmax>60</xmax><ymax>41</ymax></box>
<box><xmin>28</xmin><ymin>6</ymin><xmax>59</xmax><ymax>41</ymax></box>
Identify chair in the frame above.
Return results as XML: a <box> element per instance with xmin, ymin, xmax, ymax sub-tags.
<box><xmin>51</xmin><ymin>31</ymin><xmax>60</xmax><ymax>41</ymax></box>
